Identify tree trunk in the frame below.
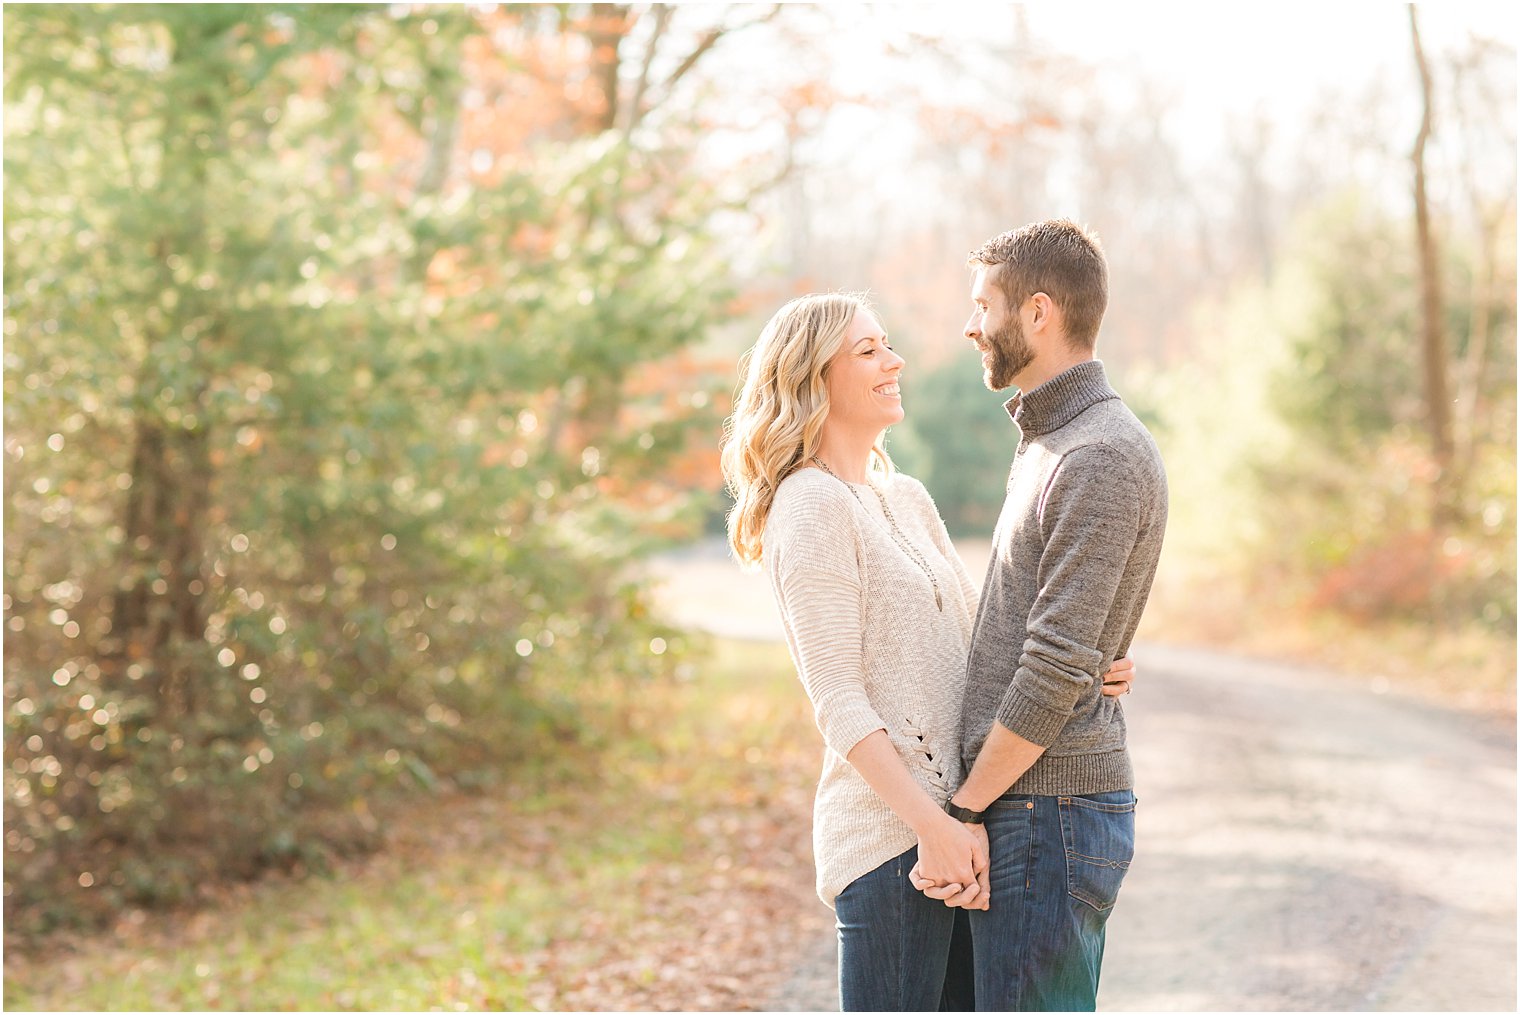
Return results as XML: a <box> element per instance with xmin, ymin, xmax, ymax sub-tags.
<box><xmin>1408</xmin><ymin>3</ymin><xmax>1457</xmax><ymax>527</ymax></box>
<box><xmin>102</xmin><ymin>415</ymin><xmax>211</xmax><ymax>716</ymax></box>
<box><xmin>100</xmin><ymin>20</ymin><xmax>219</xmax><ymax>714</ymax></box>
<box><xmin>586</xmin><ymin>3</ymin><xmax>629</xmax><ymax>132</ymax></box>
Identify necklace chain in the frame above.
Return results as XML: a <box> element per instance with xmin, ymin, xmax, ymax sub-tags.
<box><xmin>811</xmin><ymin>456</ymin><xmax>943</xmax><ymax>612</ymax></box>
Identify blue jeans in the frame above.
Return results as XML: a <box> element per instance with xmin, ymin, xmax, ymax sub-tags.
<box><xmin>835</xmin><ymin>845</ymin><xmax>977</xmax><ymax>1011</ymax></box>
<box><xmin>969</xmin><ymin>790</ymin><xmax>1136</xmax><ymax>1011</ymax></box>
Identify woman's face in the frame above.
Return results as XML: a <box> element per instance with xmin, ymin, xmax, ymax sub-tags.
<box><xmin>824</xmin><ymin>308</ymin><xmax>905</xmax><ymax>433</ymax></box>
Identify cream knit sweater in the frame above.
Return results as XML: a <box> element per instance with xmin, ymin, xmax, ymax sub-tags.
<box><xmin>763</xmin><ymin>467</ymin><xmax>978</xmax><ymax>906</ymax></box>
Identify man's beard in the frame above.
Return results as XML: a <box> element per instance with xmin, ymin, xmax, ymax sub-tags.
<box><xmin>982</xmin><ymin>315</ymin><xmax>1034</xmax><ymax>391</ymax></box>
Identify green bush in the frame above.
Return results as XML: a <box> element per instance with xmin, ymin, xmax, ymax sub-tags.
<box><xmin>890</xmin><ymin>358</ymin><xmax>1018</xmax><ymax>538</ymax></box>
<box><xmin>1145</xmin><ymin>193</ymin><xmax>1516</xmax><ymax>632</ymax></box>
<box><xmin>3</xmin><ymin>5</ymin><xmax>724</xmax><ymax>934</ymax></box>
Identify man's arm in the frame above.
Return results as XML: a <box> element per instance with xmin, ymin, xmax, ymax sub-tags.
<box><xmin>949</xmin><ymin>721</ymin><xmax>1046</xmax><ymax>811</ymax></box>
<box><xmin>963</xmin><ymin>445</ymin><xmax>1143</xmax><ymax>805</ymax></box>
<box><xmin>949</xmin><ymin>662</ymin><xmax>1137</xmax><ymax>812</ymax></box>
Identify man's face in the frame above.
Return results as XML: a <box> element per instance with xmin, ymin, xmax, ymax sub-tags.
<box><xmin>965</xmin><ymin>267</ymin><xmax>1033</xmax><ymax>392</ymax></box>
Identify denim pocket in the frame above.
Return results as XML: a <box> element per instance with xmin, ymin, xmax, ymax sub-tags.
<box><xmin>1058</xmin><ymin>792</ymin><xmax>1136</xmax><ymax>912</ymax></box>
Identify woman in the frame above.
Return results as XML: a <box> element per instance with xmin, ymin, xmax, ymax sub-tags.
<box><xmin>719</xmin><ymin>293</ymin><xmax>1135</xmax><ymax>1010</ymax></box>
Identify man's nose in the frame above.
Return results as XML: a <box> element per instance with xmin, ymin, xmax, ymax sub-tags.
<box><xmin>964</xmin><ymin>315</ymin><xmax>980</xmax><ymax>340</ymax></box>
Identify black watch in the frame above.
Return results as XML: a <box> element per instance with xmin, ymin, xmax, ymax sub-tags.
<box><xmin>943</xmin><ymin>798</ymin><xmax>986</xmax><ymax>824</ymax></box>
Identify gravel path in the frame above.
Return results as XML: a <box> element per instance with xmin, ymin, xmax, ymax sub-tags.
<box><xmin>646</xmin><ymin>542</ymin><xmax>1517</xmax><ymax>1012</ymax></box>
<box><xmin>1096</xmin><ymin>643</ymin><xmax>1514</xmax><ymax>1012</ymax></box>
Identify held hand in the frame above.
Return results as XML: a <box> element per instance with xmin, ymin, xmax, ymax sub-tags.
<box><xmin>909</xmin><ymin>821</ymin><xmax>990</xmax><ymax>910</ymax></box>
<box><xmin>910</xmin><ymin>813</ymin><xmax>982</xmax><ymax>906</ymax></box>
<box><xmin>1101</xmin><ymin>654</ymin><xmax>1136</xmax><ymax>697</ymax></box>
<box><xmin>909</xmin><ymin>866</ymin><xmax>953</xmax><ymax>895</ymax></box>
<box><xmin>929</xmin><ymin>822</ymin><xmax>989</xmax><ymax>910</ymax></box>
<box><xmin>965</xmin><ymin>822</ymin><xmax>990</xmax><ymax>909</ymax></box>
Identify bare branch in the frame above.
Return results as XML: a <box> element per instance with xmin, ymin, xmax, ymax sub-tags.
<box><xmin>646</xmin><ymin>4</ymin><xmax>782</xmax><ymax>112</ymax></box>
<box><xmin>620</xmin><ymin>3</ymin><xmax>671</xmax><ymax>137</ymax></box>
<box><xmin>662</xmin><ymin>25</ymin><xmax>724</xmax><ymax>95</ymax></box>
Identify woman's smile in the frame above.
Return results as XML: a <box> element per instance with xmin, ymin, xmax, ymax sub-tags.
<box><xmin>824</xmin><ymin>308</ymin><xmax>906</xmax><ymax>432</ymax></box>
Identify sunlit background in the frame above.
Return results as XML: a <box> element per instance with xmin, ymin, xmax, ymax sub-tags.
<box><xmin>3</xmin><ymin>3</ymin><xmax>1514</xmax><ymax>1010</ymax></box>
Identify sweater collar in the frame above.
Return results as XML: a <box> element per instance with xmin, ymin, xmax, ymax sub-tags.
<box><xmin>1002</xmin><ymin>360</ymin><xmax>1118</xmax><ymax>436</ymax></box>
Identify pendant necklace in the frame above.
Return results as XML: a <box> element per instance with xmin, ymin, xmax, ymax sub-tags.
<box><xmin>811</xmin><ymin>456</ymin><xmax>943</xmax><ymax>611</ymax></box>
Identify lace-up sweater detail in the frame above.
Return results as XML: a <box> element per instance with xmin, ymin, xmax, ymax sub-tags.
<box><xmin>902</xmin><ymin>714</ymin><xmax>950</xmax><ymax>792</ymax></box>
<box><xmin>763</xmin><ymin>468</ymin><xmax>978</xmax><ymax>906</ymax></box>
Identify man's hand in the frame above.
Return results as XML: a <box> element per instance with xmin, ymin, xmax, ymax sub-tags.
<box><xmin>910</xmin><ymin>822</ymin><xmax>990</xmax><ymax>910</ymax></box>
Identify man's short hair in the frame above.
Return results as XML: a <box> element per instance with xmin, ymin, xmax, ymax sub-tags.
<box><xmin>968</xmin><ymin>220</ymin><xmax>1109</xmax><ymax>349</ymax></box>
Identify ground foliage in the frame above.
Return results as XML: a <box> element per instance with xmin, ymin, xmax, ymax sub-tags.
<box><xmin>3</xmin><ymin>4</ymin><xmax>731</xmax><ymax>934</ymax></box>
<box><xmin>1</xmin><ymin>640</ymin><xmax>824</xmax><ymax>1012</ymax></box>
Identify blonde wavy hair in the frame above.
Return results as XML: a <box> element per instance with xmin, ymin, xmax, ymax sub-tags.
<box><xmin>720</xmin><ymin>293</ymin><xmax>894</xmax><ymax>568</ymax></box>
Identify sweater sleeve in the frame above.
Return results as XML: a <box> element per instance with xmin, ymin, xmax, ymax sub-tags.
<box><xmin>770</xmin><ymin>486</ymin><xmax>888</xmax><ymax>760</ymax></box>
<box><xmin>996</xmin><ymin>444</ymin><xmax>1140</xmax><ymax>746</ymax></box>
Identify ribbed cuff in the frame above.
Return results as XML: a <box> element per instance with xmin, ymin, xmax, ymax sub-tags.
<box><xmin>996</xmin><ymin>687</ymin><xmax>1073</xmax><ymax>748</ymax></box>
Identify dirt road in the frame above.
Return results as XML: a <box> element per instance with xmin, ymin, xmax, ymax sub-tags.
<box><xmin>1082</xmin><ymin>643</ymin><xmax>1514</xmax><ymax>1012</ymax></box>
<box><xmin>645</xmin><ymin>541</ymin><xmax>1517</xmax><ymax>1012</ymax></box>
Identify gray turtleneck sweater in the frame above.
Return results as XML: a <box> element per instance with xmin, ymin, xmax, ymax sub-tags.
<box><xmin>961</xmin><ymin>359</ymin><xmax>1168</xmax><ymax>795</ymax></box>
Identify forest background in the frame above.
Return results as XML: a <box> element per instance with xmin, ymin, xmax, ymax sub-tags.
<box><xmin>2</xmin><ymin>0</ymin><xmax>1514</xmax><ymax>986</ymax></box>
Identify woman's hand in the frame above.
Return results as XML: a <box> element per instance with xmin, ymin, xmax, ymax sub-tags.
<box><xmin>910</xmin><ymin>820</ymin><xmax>991</xmax><ymax>910</ymax></box>
<box><xmin>1101</xmin><ymin>654</ymin><xmax>1136</xmax><ymax>697</ymax></box>
<box><xmin>837</xmin><ymin>730</ymin><xmax>992</xmax><ymax>909</ymax></box>
<box><xmin>910</xmin><ymin>812</ymin><xmax>989</xmax><ymax>909</ymax></box>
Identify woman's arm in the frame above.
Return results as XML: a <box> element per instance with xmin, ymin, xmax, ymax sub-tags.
<box><xmin>770</xmin><ymin>481</ymin><xmax>987</xmax><ymax>903</ymax></box>
<box><xmin>845</xmin><ymin>730</ymin><xmax>988</xmax><ymax>907</ymax></box>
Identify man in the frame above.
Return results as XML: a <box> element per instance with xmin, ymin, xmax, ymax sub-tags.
<box><xmin>911</xmin><ymin>219</ymin><xmax>1169</xmax><ymax>1011</ymax></box>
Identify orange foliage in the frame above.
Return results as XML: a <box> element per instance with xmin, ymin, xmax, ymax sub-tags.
<box><xmin>1308</xmin><ymin>529</ymin><xmax>1469</xmax><ymax>619</ymax></box>
<box><xmin>605</xmin><ymin>352</ymin><xmax>734</xmax><ymax>529</ymax></box>
<box><xmin>297</xmin><ymin>10</ymin><xmax>734</xmax><ymax>532</ymax></box>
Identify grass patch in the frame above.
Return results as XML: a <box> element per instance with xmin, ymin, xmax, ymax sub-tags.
<box><xmin>2</xmin><ymin>638</ymin><xmax>822</xmax><ymax>1012</ymax></box>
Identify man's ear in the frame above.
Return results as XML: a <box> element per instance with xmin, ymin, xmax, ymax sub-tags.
<box><xmin>1028</xmin><ymin>292</ymin><xmax>1056</xmax><ymax>331</ymax></box>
